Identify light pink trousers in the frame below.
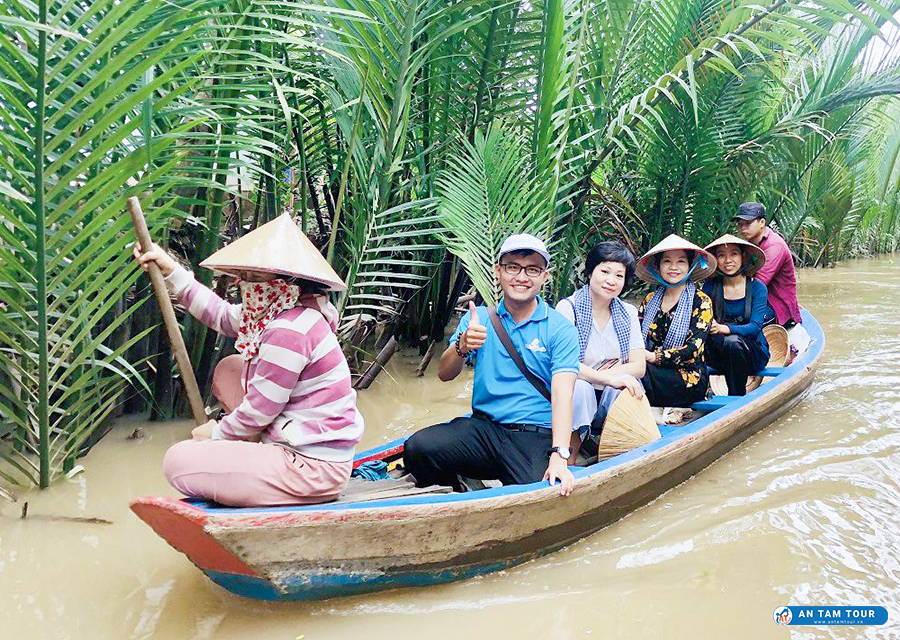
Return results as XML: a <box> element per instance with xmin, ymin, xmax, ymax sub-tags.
<box><xmin>162</xmin><ymin>355</ymin><xmax>352</xmax><ymax>507</ymax></box>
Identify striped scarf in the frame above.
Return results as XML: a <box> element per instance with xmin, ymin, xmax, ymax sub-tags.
<box><xmin>640</xmin><ymin>282</ymin><xmax>696</xmax><ymax>351</ymax></box>
<box><xmin>569</xmin><ymin>285</ymin><xmax>631</xmax><ymax>363</ymax></box>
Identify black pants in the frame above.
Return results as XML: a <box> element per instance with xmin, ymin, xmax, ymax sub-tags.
<box><xmin>763</xmin><ymin>309</ymin><xmax>796</xmax><ymax>329</ymax></box>
<box><xmin>402</xmin><ymin>413</ymin><xmax>552</xmax><ymax>489</ymax></box>
<box><xmin>706</xmin><ymin>334</ymin><xmax>767</xmax><ymax>396</ymax></box>
<box><xmin>642</xmin><ymin>364</ymin><xmax>708</xmax><ymax>407</ymax></box>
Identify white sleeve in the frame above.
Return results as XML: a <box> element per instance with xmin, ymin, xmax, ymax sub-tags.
<box><xmin>163</xmin><ymin>263</ymin><xmax>194</xmax><ymax>296</ymax></box>
<box><xmin>555</xmin><ymin>297</ymin><xmax>576</xmax><ymax>325</ymax></box>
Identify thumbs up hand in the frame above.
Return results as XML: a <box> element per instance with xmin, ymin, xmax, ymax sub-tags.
<box><xmin>468</xmin><ymin>301</ymin><xmax>481</xmax><ymax>327</ymax></box>
<box><xmin>459</xmin><ymin>301</ymin><xmax>487</xmax><ymax>354</ymax></box>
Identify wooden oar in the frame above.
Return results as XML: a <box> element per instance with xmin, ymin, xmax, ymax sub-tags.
<box><xmin>126</xmin><ymin>197</ymin><xmax>207</xmax><ymax>426</ymax></box>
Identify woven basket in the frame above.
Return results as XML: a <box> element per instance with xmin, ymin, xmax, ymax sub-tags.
<box><xmin>597</xmin><ymin>392</ymin><xmax>661</xmax><ymax>460</ymax></box>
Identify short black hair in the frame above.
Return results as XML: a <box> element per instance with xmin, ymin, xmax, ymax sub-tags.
<box><xmin>286</xmin><ymin>276</ymin><xmax>330</xmax><ymax>295</ymax></box>
<box><xmin>498</xmin><ymin>249</ymin><xmax>546</xmax><ymax>267</ymax></box>
<box><xmin>585</xmin><ymin>241</ymin><xmax>636</xmax><ymax>288</ymax></box>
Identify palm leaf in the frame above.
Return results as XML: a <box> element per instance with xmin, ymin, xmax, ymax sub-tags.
<box><xmin>438</xmin><ymin>125</ymin><xmax>548</xmax><ymax>304</ymax></box>
<box><xmin>0</xmin><ymin>0</ymin><xmax>218</xmax><ymax>486</ymax></box>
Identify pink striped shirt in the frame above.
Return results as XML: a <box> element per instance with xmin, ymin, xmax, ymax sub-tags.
<box><xmin>165</xmin><ymin>266</ymin><xmax>364</xmax><ymax>462</ymax></box>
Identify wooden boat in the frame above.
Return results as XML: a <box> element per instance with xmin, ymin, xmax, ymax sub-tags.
<box><xmin>131</xmin><ymin>309</ymin><xmax>823</xmax><ymax>601</ymax></box>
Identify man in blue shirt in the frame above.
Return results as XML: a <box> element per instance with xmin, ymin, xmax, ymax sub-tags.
<box><xmin>403</xmin><ymin>234</ymin><xmax>580</xmax><ymax>496</ymax></box>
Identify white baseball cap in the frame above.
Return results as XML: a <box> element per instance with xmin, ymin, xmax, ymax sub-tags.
<box><xmin>498</xmin><ymin>233</ymin><xmax>551</xmax><ymax>266</ymax></box>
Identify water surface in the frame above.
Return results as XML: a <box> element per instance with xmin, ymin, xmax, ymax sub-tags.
<box><xmin>2</xmin><ymin>257</ymin><xmax>899</xmax><ymax>639</ymax></box>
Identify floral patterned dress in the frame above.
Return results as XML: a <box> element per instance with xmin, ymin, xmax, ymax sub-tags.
<box><xmin>638</xmin><ymin>289</ymin><xmax>713</xmax><ymax>407</ymax></box>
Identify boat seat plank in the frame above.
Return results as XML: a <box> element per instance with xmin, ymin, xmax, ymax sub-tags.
<box><xmin>336</xmin><ymin>478</ymin><xmax>452</xmax><ymax>504</ymax></box>
<box><xmin>707</xmin><ymin>366</ymin><xmax>786</xmax><ymax>377</ymax></box>
<box><xmin>691</xmin><ymin>396</ymin><xmax>741</xmax><ymax>411</ymax></box>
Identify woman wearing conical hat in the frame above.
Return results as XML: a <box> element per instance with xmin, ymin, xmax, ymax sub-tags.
<box><xmin>701</xmin><ymin>234</ymin><xmax>770</xmax><ymax>396</ymax></box>
<box><xmin>134</xmin><ymin>214</ymin><xmax>363</xmax><ymax>507</ymax></box>
<box><xmin>636</xmin><ymin>234</ymin><xmax>715</xmax><ymax>408</ymax></box>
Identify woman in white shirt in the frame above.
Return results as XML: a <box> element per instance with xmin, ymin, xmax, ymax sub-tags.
<box><xmin>557</xmin><ymin>242</ymin><xmax>646</xmax><ymax>454</ymax></box>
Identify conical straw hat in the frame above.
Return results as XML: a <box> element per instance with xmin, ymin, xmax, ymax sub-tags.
<box><xmin>704</xmin><ymin>234</ymin><xmax>766</xmax><ymax>278</ymax></box>
<box><xmin>596</xmin><ymin>392</ymin><xmax>661</xmax><ymax>460</ymax></box>
<box><xmin>635</xmin><ymin>234</ymin><xmax>717</xmax><ymax>284</ymax></box>
<box><xmin>763</xmin><ymin>324</ymin><xmax>790</xmax><ymax>367</ymax></box>
<box><xmin>200</xmin><ymin>213</ymin><xmax>346</xmax><ymax>291</ymax></box>
<box><xmin>709</xmin><ymin>374</ymin><xmax>761</xmax><ymax>397</ymax></box>
<box><xmin>708</xmin><ymin>375</ymin><xmax>727</xmax><ymax>397</ymax></box>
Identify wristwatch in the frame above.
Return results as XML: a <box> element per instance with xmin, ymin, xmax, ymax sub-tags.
<box><xmin>549</xmin><ymin>446</ymin><xmax>571</xmax><ymax>460</ymax></box>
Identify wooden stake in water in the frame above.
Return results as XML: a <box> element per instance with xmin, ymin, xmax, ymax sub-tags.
<box><xmin>126</xmin><ymin>197</ymin><xmax>207</xmax><ymax>426</ymax></box>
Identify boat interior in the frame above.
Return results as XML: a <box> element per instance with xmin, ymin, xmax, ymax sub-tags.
<box><xmin>337</xmin><ymin>360</ymin><xmax>804</xmax><ymax>502</ymax></box>
<box><xmin>186</xmin><ymin>321</ymin><xmax>816</xmax><ymax>508</ymax></box>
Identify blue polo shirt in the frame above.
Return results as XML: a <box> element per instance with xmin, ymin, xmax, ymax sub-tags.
<box><xmin>450</xmin><ymin>297</ymin><xmax>579</xmax><ymax>428</ymax></box>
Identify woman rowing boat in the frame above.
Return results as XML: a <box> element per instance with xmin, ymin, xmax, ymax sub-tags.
<box><xmin>133</xmin><ymin>214</ymin><xmax>363</xmax><ymax>507</ymax></box>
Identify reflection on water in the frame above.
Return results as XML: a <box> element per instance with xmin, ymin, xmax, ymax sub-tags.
<box><xmin>2</xmin><ymin>258</ymin><xmax>899</xmax><ymax>639</ymax></box>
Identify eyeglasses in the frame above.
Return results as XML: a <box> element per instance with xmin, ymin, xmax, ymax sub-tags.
<box><xmin>499</xmin><ymin>262</ymin><xmax>546</xmax><ymax>278</ymax></box>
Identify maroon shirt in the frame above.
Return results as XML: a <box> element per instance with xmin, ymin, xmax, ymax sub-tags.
<box><xmin>754</xmin><ymin>229</ymin><xmax>802</xmax><ymax>325</ymax></box>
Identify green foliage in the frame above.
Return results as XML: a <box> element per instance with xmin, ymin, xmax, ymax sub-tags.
<box><xmin>438</xmin><ymin>125</ymin><xmax>547</xmax><ymax>304</ymax></box>
<box><xmin>2</xmin><ymin>0</ymin><xmax>900</xmax><ymax>487</ymax></box>
<box><xmin>0</xmin><ymin>0</ymin><xmax>210</xmax><ymax>486</ymax></box>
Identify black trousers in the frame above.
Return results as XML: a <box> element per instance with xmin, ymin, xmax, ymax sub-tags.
<box><xmin>642</xmin><ymin>363</ymin><xmax>708</xmax><ymax>408</ymax></box>
<box><xmin>706</xmin><ymin>333</ymin><xmax>767</xmax><ymax>396</ymax></box>
<box><xmin>763</xmin><ymin>310</ymin><xmax>797</xmax><ymax>329</ymax></box>
<box><xmin>402</xmin><ymin>413</ymin><xmax>552</xmax><ymax>489</ymax></box>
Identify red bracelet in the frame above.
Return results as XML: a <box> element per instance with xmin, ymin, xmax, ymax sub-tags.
<box><xmin>455</xmin><ymin>340</ymin><xmax>470</xmax><ymax>358</ymax></box>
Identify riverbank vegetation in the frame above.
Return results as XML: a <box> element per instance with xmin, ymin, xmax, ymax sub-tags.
<box><xmin>3</xmin><ymin>0</ymin><xmax>900</xmax><ymax>487</ymax></box>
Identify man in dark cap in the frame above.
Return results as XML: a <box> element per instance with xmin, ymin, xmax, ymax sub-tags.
<box><xmin>734</xmin><ymin>202</ymin><xmax>802</xmax><ymax>327</ymax></box>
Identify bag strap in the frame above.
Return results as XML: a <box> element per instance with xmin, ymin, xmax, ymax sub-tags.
<box><xmin>711</xmin><ymin>278</ymin><xmax>724</xmax><ymax>321</ymax></box>
<box><xmin>487</xmin><ymin>306</ymin><xmax>551</xmax><ymax>402</ymax></box>
<box><xmin>744</xmin><ymin>277</ymin><xmax>753</xmax><ymax>321</ymax></box>
<box><xmin>566</xmin><ymin>297</ymin><xmax>578</xmax><ymax>329</ymax></box>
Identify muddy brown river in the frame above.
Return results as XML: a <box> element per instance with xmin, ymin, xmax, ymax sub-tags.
<box><xmin>2</xmin><ymin>258</ymin><xmax>899</xmax><ymax>639</ymax></box>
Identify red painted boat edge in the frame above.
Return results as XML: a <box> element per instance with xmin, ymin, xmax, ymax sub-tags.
<box><xmin>130</xmin><ymin>496</ymin><xmax>261</xmax><ymax>578</ymax></box>
<box><xmin>352</xmin><ymin>444</ymin><xmax>403</xmax><ymax>469</ymax></box>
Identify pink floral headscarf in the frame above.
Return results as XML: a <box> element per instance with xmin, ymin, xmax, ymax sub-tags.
<box><xmin>235</xmin><ymin>279</ymin><xmax>339</xmax><ymax>360</ymax></box>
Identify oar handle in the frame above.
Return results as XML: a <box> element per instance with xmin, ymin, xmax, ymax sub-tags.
<box><xmin>127</xmin><ymin>197</ymin><xmax>207</xmax><ymax>426</ymax></box>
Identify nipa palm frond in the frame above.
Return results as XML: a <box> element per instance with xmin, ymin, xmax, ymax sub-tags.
<box><xmin>437</xmin><ymin>125</ymin><xmax>548</xmax><ymax>304</ymax></box>
<box><xmin>0</xmin><ymin>0</ymin><xmax>215</xmax><ymax>487</ymax></box>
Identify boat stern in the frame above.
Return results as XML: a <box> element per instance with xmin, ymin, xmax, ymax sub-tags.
<box><xmin>130</xmin><ymin>496</ymin><xmax>283</xmax><ymax>600</ymax></box>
